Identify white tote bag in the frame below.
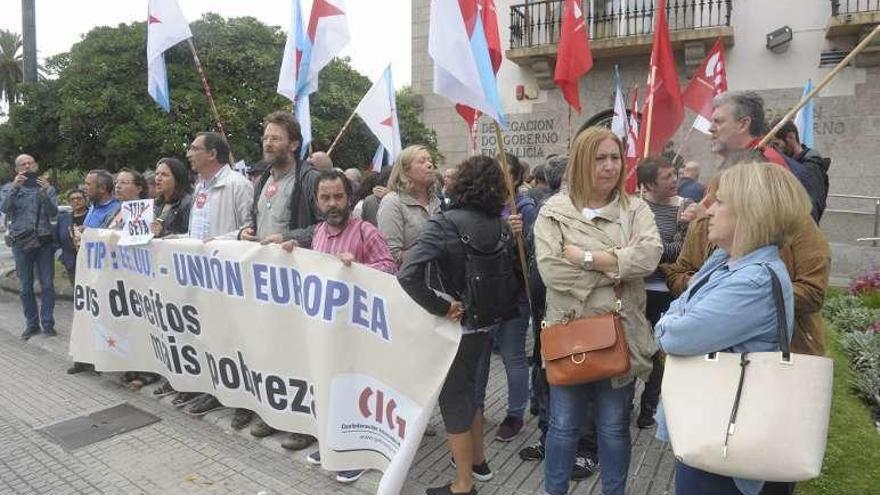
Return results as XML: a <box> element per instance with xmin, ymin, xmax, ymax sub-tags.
<box><xmin>661</xmin><ymin>268</ymin><xmax>833</xmax><ymax>482</ymax></box>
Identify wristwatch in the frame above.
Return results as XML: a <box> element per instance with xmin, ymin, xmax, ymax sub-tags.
<box><xmin>582</xmin><ymin>250</ymin><xmax>594</xmax><ymax>270</ymax></box>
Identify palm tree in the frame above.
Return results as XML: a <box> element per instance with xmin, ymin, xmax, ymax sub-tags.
<box><xmin>0</xmin><ymin>29</ymin><xmax>23</xmax><ymax>105</ymax></box>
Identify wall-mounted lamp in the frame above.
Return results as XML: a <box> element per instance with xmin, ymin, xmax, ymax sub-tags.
<box><xmin>767</xmin><ymin>26</ymin><xmax>793</xmax><ymax>53</ymax></box>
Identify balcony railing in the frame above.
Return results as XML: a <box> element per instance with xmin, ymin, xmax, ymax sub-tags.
<box><xmin>509</xmin><ymin>0</ymin><xmax>732</xmax><ymax>49</ymax></box>
<box><xmin>831</xmin><ymin>0</ymin><xmax>880</xmax><ymax>15</ymax></box>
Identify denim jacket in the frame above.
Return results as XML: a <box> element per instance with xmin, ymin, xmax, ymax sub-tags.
<box><xmin>654</xmin><ymin>244</ymin><xmax>794</xmax><ymax>495</ymax></box>
<box><xmin>0</xmin><ymin>183</ymin><xmax>58</xmax><ymax>237</ymax></box>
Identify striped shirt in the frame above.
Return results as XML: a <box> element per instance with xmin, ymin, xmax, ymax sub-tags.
<box><xmin>311</xmin><ymin>218</ymin><xmax>397</xmax><ymax>274</ymax></box>
<box><xmin>644</xmin><ymin>198</ymin><xmax>687</xmax><ymax>291</ymax></box>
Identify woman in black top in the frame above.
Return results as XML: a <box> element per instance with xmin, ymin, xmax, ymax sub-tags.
<box><xmin>399</xmin><ymin>155</ymin><xmax>521</xmax><ymax>495</ymax></box>
<box><xmin>150</xmin><ymin>157</ymin><xmax>193</xmax><ymax>237</ymax></box>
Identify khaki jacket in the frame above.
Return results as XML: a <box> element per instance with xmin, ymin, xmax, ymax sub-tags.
<box><xmin>661</xmin><ymin>216</ymin><xmax>830</xmax><ymax>355</ymax></box>
<box><xmin>534</xmin><ymin>193</ymin><xmax>663</xmax><ymax>386</ymax></box>
<box><xmin>377</xmin><ymin>191</ymin><xmax>442</xmax><ymax>265</ymax></box>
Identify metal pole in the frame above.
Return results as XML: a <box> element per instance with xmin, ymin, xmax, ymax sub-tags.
<box><xmin>873</xmin><ymin>199</ymin><xmax>879</xmax><ymax>248</ymax></box>
<box><xmin>21</xmin><ymin>0</ymin><xmax>37</xmax><ymax>83</ymax></box>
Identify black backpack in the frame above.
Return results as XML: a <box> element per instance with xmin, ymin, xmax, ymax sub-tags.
<box><xmin>443</xmin><ymin>210</ymin><xmax>521</xmax><ymax>329</ymax></box>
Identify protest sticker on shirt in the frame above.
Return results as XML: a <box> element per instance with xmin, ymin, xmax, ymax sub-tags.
<box><xmin>118</xmin><ymin>199</ymin><xmax>154</xmax><ymax>246</ymax></box>
<box><xmin>195</xmin><ymin>192</ymin><xmax>208</xmax><ymax>209</ymax></box>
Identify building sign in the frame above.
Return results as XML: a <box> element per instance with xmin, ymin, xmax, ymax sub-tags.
<box><xmin>479</xmin><ymin>117</ymin><xmax>562</xmax><ymax>158</ymax></box>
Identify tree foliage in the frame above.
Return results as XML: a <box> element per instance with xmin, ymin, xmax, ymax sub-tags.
<box><xmin>0</xmin><ymin>29</ymin><xmax>24</xmax><ymax>106</ymax></box>
<box><xmin>0</xmin><ymin>14</ymin><xmax>438</xmax><ymax>174</ymax></box>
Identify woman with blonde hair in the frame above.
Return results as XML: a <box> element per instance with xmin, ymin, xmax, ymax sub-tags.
<box><xmin>377</xmin><ymin>145</ymin><xmax>442</xmax><ymax>265</ymax></box>
<box><xmin>654</xmin><ymin>162</ymin><xmax>811</xmax><ymax>495</ymax></box>
<box><xmin>534</xmin><ymin>127</ymin><xmax>662</xmax><ymax>495</ymax></box>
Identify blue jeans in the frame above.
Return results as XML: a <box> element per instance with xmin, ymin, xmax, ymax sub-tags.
<box><xmin>474</xmin><ymin>302</ymin><xmax>529</xmax><ymax>419</ymax></box>
<box><xmin>544</xmin><ymin>379</ymin><xmax>635</xmax><ymax>495</ymax></box>
<box><xmin>675</xmin><ymin>461</ymin><xmax>743</xmax><ymax>495</ymax></box>
<box><xmin>12</xmin><ymin>242</ymin><xmax>55</xmax><ymax>331</ymax></box>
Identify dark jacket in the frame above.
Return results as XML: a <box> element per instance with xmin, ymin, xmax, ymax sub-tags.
<box><xmin>154</xmin><ymin>193</ymin><xmax>193</xmax><ymax>237</ymax></box>
<box><xmin>250</xmin><ymin>159</ymin><xmax>321</xmax><ymax>247</ymax></box>
<box><xmin>0</xmin><ymin>183</ymin><xmax>58</xmax><ymax>238</ymax></box>
<box><xmin>56</xmin><ymin>211</ymin><xmax>78</xmax><ymax>273</ymax></box>
<box><xmin>796</xmin><ymin>146</ymin><xmax>830</xmax><ymax>221</ymax></box>
<box><xmin>398</xmin><ymin>208</ymin><xmax>520</xmax><ymax>318</ymax></box>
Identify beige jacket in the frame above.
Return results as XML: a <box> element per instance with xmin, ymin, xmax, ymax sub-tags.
<box><xmin>377</xmin><ymin>191</ymin><xmax>442</xmax><ymax>265</ymax></box>
<box><xmin>534</xmin><ymin>192</ymin><xmax>663</xmax><ymax>386</ymax></box>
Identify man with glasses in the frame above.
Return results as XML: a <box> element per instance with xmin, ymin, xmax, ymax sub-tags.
<box><xmin>237</xmin><ymin>111</ymin><xmax>322</xmax><ymax>451</ymax></box>
<box><xmin>0</xmin><ymin>154</ymin><xmax>58</xmax><ymax>340</ymax></box>
<box><xmin>185</xmin><ymin>132</ymin><xmax>253</xmax><ymax>241</ymax></box>
<box><xmin>172</xmin><ymin>132</ymin><xmax>254</xmax><ymax>413</ymax></box>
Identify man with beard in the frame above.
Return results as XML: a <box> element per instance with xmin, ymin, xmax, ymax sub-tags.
<box><xmin>238</xmin><ymin>111</ymin><xmax>322</xmax><ymax>448</ymax></box>
<box><xmin>239</xmin><ymin>111</ymin><xmax>321</xmax><ymax>247</ymax></box>
<box><xmin>281</xmin><ymin>169</ymin><xmax>395</xmax><ymax>484</ymax></box>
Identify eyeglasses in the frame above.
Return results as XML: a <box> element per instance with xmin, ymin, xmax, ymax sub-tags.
<box><xmin>188</xmin><ymin>145</ymin><xmax>207</xmax><ymax>152</ymax></box>
<box><xmin>115</xmin><ymin>180</ymin><xmax>134</xmax><ymax>185</ymax></box>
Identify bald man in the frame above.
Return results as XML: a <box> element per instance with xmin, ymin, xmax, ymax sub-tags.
<box><xmin>0</xmin><ymin>154</ymin><xmax>58</xmax><ymax>340</ymax></box>
<box><xmin>309</xmin><ymin>151</ymin><xmax>333</xmax><ymax>172</ymax></box>
<box><xmin>677</xmin><ymin>161</ymin><xmax>705</xmax><ymax>202</ymax></box>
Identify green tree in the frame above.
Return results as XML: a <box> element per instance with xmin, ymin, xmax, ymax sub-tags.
<box><xmin>0</xmin><ymin>14</ymin><xmax>439</xmax><ymax>174</ymax></box>
<box><xmin>0</xmin><ymin>29</ymin><xmax>23</xmax><ymax>105</ymax></box>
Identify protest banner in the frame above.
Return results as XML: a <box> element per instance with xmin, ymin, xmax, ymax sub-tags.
<box><xmin>118</xmin><ymin>199</ymin><xmax>154</xmax><ymax>246</ymax></box>
<box><xmin>69</xmin><ymin>229</ymin><xmax>461</xmax><ymax>494</ymax></box>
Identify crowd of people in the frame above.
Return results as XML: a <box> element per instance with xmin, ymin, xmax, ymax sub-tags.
<box><xmin>0</xmin><ymin>90</ymin><xmax>833</xmax><ymax>495</ymax></box>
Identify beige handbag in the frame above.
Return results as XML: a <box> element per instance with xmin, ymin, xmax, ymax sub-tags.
<box><xmin>661</xmin><ymin>268</ymin><xmax>833</xmax><ymax>482</ymax></box>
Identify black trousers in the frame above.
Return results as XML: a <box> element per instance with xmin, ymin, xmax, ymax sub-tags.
<box><xmin>760</xmin><ymin>482</ymin><xmax>796</xmax><ymax>495</ymax></box>
<box><xmin>640</xmin><ymin>290</ymin><xmax>674</xmax><ymax>415</ymax></box>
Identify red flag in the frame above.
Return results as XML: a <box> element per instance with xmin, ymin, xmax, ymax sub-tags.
<box><xmin>682</xmin><ymin>38</ymin><xmax>727</xmax><ymax>134</ymax></box>
<box><xmin>455</xmin><ymin>0</ymin><xmax>503</xmax><ymax>142</ymax></box>
<box><xmin>554</xmin><ymin>0</ymin><xmax>593</xmax><ymax>113</ymax></box>
<box><xmin>626</xmin><ymin>86</ymin><xmax>640</xmax><ymax>194</ymax></box>
<box><xmin>638</xmin><ymin>0</ymin><xmax>683</xmax><ymax>157</ymax></box>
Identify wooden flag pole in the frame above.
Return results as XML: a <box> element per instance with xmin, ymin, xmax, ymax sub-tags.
<box><xmin>327</xmin><ymin>108</ymin><xmax>359</xmax><ymax>156</ymax></box>
<box><xmin>758</xmin><ymin>23</ymin><xmax>880</xmax><ymax>148</ymax></box>
<box><xmin>641</xmin><ymin>65</ymin><xmax>657</xmax><ymax>159</ymax></box>
<box><xmin>187</xmin><ymin>40</ymin><xmax>230</xmax><ymax>145</ymax></box>
<box><xmin>493</xmin><ymin>122</ymin><xmax>534</xmax><ymax>312</ymax></box>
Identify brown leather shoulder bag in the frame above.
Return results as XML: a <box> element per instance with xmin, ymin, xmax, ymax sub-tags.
<box><xmin>541</xmin><ymin>284</ymin><xmax>631</xmax><ymax>386</ymax></box>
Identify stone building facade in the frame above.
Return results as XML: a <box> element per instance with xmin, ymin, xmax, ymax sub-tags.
<box><xmin>411</xmin><ymin>0</ymin><xmax>880</xmax><ymax>279</ymax></box>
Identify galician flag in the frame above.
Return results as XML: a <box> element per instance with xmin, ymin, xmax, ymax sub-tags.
<box><xmin>93</xmin><ymin>322</ymin><xmax>132</xmax><ymax>358</ymax></box>
<box><xmin>355</xmin><ymin>65</ymin><xmax>402</xmax><ymax>162</ymax></box>
<box><xmin>278</xmin><ymin>0</ymin><xmax>350</xmax><ymax>157</ymax></box>
<box><xmin>611</xmin><ymin>65</ymin><xmax>627</xmax><ymax>139</ymax></box>
<box><xmin>371</xmin><ymin>143</ymin><xmax>388</xmax><ymax>172</ymax></box>
<box><xmin>429</xmin><ymin>0</ymin><xmax>506</xmax><ymax>127</ymax></box>
<box><xmin>146</xmin><ymin>0</ymin><xmax>192</xmax><ymax>112</ymax></box>
<box><xmin>794</xmin><ymin>79</ymin><xmax>815</xmax><ymax>148</ymax></box>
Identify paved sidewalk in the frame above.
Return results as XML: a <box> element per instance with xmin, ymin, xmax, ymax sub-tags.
<box><xmin>0</xmin><ymin>287</ymin><xmax>675</xmax><ymax>494</ymax></box>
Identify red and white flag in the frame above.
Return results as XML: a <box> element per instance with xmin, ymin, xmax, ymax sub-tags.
<box><xmin>625</xmin><ymin>85</ymin><xmax>640</xmax><ymax>194</ymax></box>
<box><xmin>682</xmin><ymin>38</ymin><xmax>728</xmax><ymax>134</ymax></box>
<box><xmin>637</xmin><ymin>0</ymin><xmax>683</xmax><ymax>157</ymax></box>
<box><xmin>554</xmin><ymin>0</ymin><xmax>593</xmax><ymax>113</ymax></box>
<box><xmin>355</xmin><ymin>65</ymin><xmax>402</xmax><ymax>162</ymax></box>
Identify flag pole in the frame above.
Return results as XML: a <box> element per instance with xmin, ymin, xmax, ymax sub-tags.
<box><xmin>187</xmin><ymin>40</ymin><xmax>230</xmax><ymax>145</ymax></box>
<box><xmin>493</xmin><ymin>121</ymin><xmax>533</xmax><ymax>311</ymax></box>
<box><xmin>641</xmin><ymin>65</ymin><xmax>657</xmax><ymax>159</ymax></box>
<box><xmin>327</xmin><ymin>108</ymin><xmax>359</xmax><ymax>156</ymax></box>
<box><xmin>568</xmin><ymin>106</ymin><xmax>573</xmax><ymax>150</ymax></box>
<box><xmin>758</xmin><ymin>23</ymin><xmax>880</xmax><ymax>148</ymax></box>
<box><xmin>671</xmin><ymin>122</ymin><xmax>696</xmax><ymax>164</ymax></box>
